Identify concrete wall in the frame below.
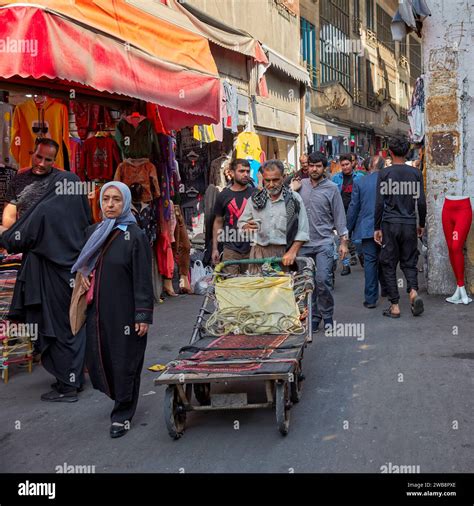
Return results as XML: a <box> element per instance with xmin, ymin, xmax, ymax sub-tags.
<box><xmin>186</xmin><ymin>0</ymin><xmax>301</xmax><ymax>62</ymax></box>
<box><xmin>424</xmin><ymin>0</ymin><xmax>474</xmax><ymax>294</ymax></box>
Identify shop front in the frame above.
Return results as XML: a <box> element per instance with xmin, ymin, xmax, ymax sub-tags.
<box><xmin>0</xmin><ymin>0</ymin><xmax>223</xmax><ymax>298</ymax></box>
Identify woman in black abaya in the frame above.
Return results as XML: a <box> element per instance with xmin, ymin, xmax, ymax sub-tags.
<box><xmin>72</xmin><ymin>182</ymin><xmax>153</xmax><ymax>438</ymax></box>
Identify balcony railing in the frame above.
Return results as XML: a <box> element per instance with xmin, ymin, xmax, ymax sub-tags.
<box><xmin>367</xmin><ymin>92</ymin><xmax>378</xmax><ymax>110</ymax></box>
<box><xmin>353</xmin><ymin>88</ymin><xmax>363</xmax><ymax>105</ymax></box>
<box><xmin>399</xmin><ymin>107</ymin><xmax>409</xmax><ymax>122</ymax></box>
<box><xmin>366</xmin><ymin>29</ymin><xmax>377</xmax><ymax>48</ymax></box>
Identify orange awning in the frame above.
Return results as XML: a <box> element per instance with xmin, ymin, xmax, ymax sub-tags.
<box><xmin>0</xmin><ymin>1</ymin><xmax>221</xmax><ymax>127</ymax></box>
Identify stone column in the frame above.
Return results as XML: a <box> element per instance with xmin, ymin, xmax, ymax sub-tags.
<box><xmin>424</xmin><ymin>0</ymin><xmax>474</xmax><ymax>294</ymax></box>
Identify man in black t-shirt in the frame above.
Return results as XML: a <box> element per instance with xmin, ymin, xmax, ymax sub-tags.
<box><xmin>212</xmin><ymin>158</ymin><xmax>256</xmax><ymax>275</ymax></box>
<box><xmin>3</xmin><ymin>138</ymin><xmax>61</xmax><ymax>228</ymax></box>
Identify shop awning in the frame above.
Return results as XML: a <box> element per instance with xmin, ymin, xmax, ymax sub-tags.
<box><xmin>306</xmin><ymin>113</ymin><xmax>339</xmax><ymax>136</ymax></box>
<box><xmin>0</xmin><ymin>1</ymin><xmax>222</xmax><ymax>128</ymax></box>
<box><xmin>262</xmin><ymin>45</ymin><xmax>311</xmax><ymax>86</ymax></box>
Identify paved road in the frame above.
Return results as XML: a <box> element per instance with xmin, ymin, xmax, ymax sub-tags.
<box><xmin>1</xmin><ymin>264</ymin><xmax>473</xmax><ymax>473</ymax></box>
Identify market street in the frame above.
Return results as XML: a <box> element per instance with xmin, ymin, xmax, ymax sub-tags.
<box><xmin>2</xmin><ymin>264</ymin><xmax>473</xmax><ymax>474</ymax></box>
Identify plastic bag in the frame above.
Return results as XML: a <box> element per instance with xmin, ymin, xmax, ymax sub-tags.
<box><xmin>190</xmin><ymin>261</ymin><xmax>213</xmax><ymax>292</ymax></box>
<box><xmin>193</xmin><ymin>274</ymin><xmax>213</xmax><ymax>295</ymax></box>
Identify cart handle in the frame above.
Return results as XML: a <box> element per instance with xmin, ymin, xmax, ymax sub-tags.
<box><xmin>214</xmin><ymin>256</ymin><xmax>314</xmax><ymax>273</ymax></box>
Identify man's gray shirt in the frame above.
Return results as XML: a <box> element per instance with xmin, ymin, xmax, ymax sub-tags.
<box><xmin>298</xmin><ymin>177</ymin><xmax>348</xmax><ymax>248</ymax></box>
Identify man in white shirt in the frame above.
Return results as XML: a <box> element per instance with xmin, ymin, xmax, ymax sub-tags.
<box><xmin>238</xmin><ymin>159</ymin><xmax>309</xmax><ymax>270</ymax></box>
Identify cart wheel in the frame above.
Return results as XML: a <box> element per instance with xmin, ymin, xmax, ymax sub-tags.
<box><xmin>164</xmin><ymin>386</ymin><xmax>186</xmax><ymax>440</ymax></box>
<box><xmin>193</xmin><ymin>383</ymin><xmax>211</xmax><ymax>405</ymax></box>
<box><xmin>275</xmin><ymin>381</ymin><xmax>290</xmax><ymax>436</ymax></box>
<box><xmin>290</xmin><ymin>370</ymin><xmax>304</xmax><ymax>404</ymax></box>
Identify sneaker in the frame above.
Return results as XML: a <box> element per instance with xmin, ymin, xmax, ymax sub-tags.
<box><xmin>41</xmin><ymin>390</ymin><xmax>78</xmax><ymax>403</ymax></box>
<box><xmin>110</xmin><ymin>422</ymin><xmax>128</xmax><ymax>438</ymax></box>
<box><xmin>312</xmin><ymin>320</ymin><xmax>321</xmax><ymax>334</ymax></box>
<box><xmin>341</xmin><ymin>265</ymin><xmax>351</xmax><ymax>276</ymax></box>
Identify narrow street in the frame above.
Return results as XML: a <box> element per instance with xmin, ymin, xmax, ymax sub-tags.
<box><xmin>2</xmin><ymin>264</ymin><xmax>473</xmax><ymax>473</ymax></box>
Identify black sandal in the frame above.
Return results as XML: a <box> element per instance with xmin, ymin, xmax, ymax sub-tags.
<box><xmin>383</xmin><ymin>306</ymin><xmax>401</xmax><ymax>318</ymax></box>
<box><xmin>411</xmin><ymin>296</ymin><xmax>424</xmax><ymax>316</ymax></box>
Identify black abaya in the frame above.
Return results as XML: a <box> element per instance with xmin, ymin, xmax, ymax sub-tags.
<box><xmin>84</xmin><ymin>223</ymin><xmax>153</xmax><ymax>422</ymax></box>
<box><xmin>0</xmin><ymin>171</ymin><xmax>92</xmax><ymax>388</ymax></box>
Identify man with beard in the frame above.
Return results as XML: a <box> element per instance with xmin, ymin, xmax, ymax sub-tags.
<box><xmin>292</xmin><ymin>152</ymin><xmax>348</xmax><ymax>332</ymax></box>
<box><xmin>0</xmin><ymin>138</ymin><xmax>91</xmax><ymax>402</ymax></box>
<box><xmin>212</xmin><ymin>159</ymin><xmax>256</xmax><ymax>275</ymax></box>
<box><xmin>238</xmin><ymin>159</ymin><xmax>309</xmax><ymax>271</ymax></box>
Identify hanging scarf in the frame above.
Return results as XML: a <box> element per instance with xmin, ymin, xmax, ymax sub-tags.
<box><xmin>71</xmin><ymin>181</ymin><xmax>137</xmax><ymax>277</ymax></box>
<box><xmin>251</xmin><ymin>186</ymin><xmax>300</xmax><ymax>250</ymax></box>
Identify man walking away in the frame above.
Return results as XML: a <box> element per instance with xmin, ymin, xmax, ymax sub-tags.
<box><xmin>347</xmin><ymin>155</ymin><xmax>387</xmax><ymax>308</ymax></box>
<box><xmin>293</xmin><ymin>152</ymin><xmax>348</xmax><ymax>333</ymax></box>
<box><xmin>374</xmin><ymin>136</ymin><xmax>426</xmax><ymax>318</ymax></box>
<box><xmin>212</xmin><ymin>159</ymin><xmax>255</xmax><ymax>275</ymax></box>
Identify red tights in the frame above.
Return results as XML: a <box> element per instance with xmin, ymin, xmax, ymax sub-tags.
<box><xmin>442</xmin><ymin>198</ymin><xmax>472</xmax><ymax>286</ymax></box>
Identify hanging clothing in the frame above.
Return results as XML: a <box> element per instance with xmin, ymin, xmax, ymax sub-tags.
<box><xmin>84</xmin><ymin>225</ymin><xmax>153</xmax><ymax>423</ymax></box>
<box><xmin>145</xmin><ymin>103</ymin><xmax>167</xmax><ymax>135</ymax></box>
<box><xmin>408</xmin><ymin>76</ymin><xmax>425</xmax><ymax>143</ymax></box>
<box><xmin>68</xmin><ymin>137</ymin><xmax>83</xmax><ymax>176</ymax></box>
<box><xmin>193</xmin><ymin>124</ymin><xmax>216</xmax><ymax>143</ymax></box>
<box><xmin>235</xmin><ymin>131</ymin><xmax>263</xmax><ymax>161</ymax></box>
<box><xmin>0</xmin><ymin>102</ymin><xmax>15</xmax><ymax>167</ymax></box>
<box><xmin>0</xmin><ymin>165</ymin><xmax>16</xmax><ymax>215</ymax></box>
<box><xmin>131</xmin><ymin>201</ymin><xmax>157</xmax><ymax>244</ymax></box>
<box><xmin>156</xmin><ymin>229</ymin><xmax>174</xmax><ymax>279</ymax></box>
<box><xmin>114</xmin><ymin>159</ymin><xmax>160</xmax><ymax>203</ymax></box>
<box><xmin>11</xmin><ymin>98</ymin><xmax>69</xmax><ymax>169</ymax></box>
<box><xmin>223</xmin><ymin>81</ymin><xmax>238</xmax><ymax>133</ymax></box>
<box><xmin>0</xmin><ymin>170</ymin><xmax>92</xmax><ymax>389</ymax></box>
<box><xmin>116</xmin><ymin>116</ymin><xmax>161</xmax><ymax>160</ymax></box>
<box><xmin>71</xmin><ymin>102</ymin><xmax>113</xmax><ymax>140</ymax></box>
<box><xmin>209</xmin><ymin>155</ymin><xmax>229</xmax><ymax>188</ymax></box>
<box><xmin>172</xmin><ymin>204</ymin><xmax>191</xmax><ymax>277</ymax></box>
<box><xmin>79</xmin><ymin>135</ymin><xmax>121</xmax><ymax>181</ymax></box>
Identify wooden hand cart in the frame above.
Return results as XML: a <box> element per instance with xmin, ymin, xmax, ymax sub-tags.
<box><xmin>154</xmin><ymin>256</ymin><xmax>315</xmax><ymax>438</ymax></box>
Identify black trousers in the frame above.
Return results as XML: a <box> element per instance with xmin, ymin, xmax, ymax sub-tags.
<box><xmin>379</xmin><ymin>222</ymin><xmax>419</xmax><ymax>304</ymax></box>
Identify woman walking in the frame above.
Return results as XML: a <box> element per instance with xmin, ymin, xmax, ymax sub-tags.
<box><xmin>72</xmin><ymin>182</ymin><xmax>153</xmax><ymax>438</ymax></box>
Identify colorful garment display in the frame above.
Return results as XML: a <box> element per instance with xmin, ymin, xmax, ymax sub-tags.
<box><xmin>235</xmin><ymin>131</ymin><xmax>262</xmax><ymax>161</ymax></box>
<box><xmin>0</xmin><ymin>102</ymin><xmax>14</xmax><ymax>167</ymax></box>
<box><xmin>78</xmin><ymin>135</ymin><xmax>121</xmax><ymax>181</ymax></box>
<box><xmin>114</xmin><ymin>159</ymin><xmax>160</xmax><ymax>203</ymax></box>
<box><xmin>116</xmin><ymin>116</ymin><xmax>161</xmax><ymax>160</ymax></box>
<box><xmin>11</xmin><ymin>97</ymin><xmax>69</xmax><ymax>169</ymax></box>
<box><xmin>71</xmin><ymin>102</ymin><xmax>113</xmax><ymax>140</ymax></box>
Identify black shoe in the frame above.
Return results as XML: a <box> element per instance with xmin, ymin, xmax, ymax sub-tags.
<box><xmin>312</xmin><ymin>320</ymin><xmax>321</xmax><ymax>334</ymax></box>
<box><xmin>323</xmin><ymin>318</ymin><xmax>334</xmax><ymax>334</ymax></box>
<box><xmin>110</xmin><ymin>422</ymin><xmax>128</xmax><ymax>438</ymax></box>
<box><xmin>350</xmin><ymin>256</ymin><xmax>358</xmax><ymax>266</ymax></box>
<box><xmin>51</xmin><ymin>381</ymin><xmax>84</xmax><ymax>393</ymax></box>
<box><xmin>363</xmin><ymin>301</ymin><xmax>376</xmax><ymax>309</ymax></box>
<box><xmin>41</xmin><ymin>390</ymin><xmax>78</xmax><ymax>403</ymax></box>
<box><xmin>358</xmin><ymin>254</ymin><xmax>365</xmax><ymax>268</ymax></box>
<box><xmin>341</xmin><ymin>265</ymin><xmax>351</xmax><ymax>276</ymax></box>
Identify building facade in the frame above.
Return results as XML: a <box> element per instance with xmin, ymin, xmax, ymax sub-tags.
<box><xmin>184</xmin><ymin>0</ymin><xmax>310</xmax><ymax>172</ymax></box>
<box><xmin>300</xmin><ymin>0</ymin><xmax>422</xmax><ymax>158</ymax></box>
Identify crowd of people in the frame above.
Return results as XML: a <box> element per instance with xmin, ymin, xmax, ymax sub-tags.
<box><xmin>214</xmin><ymin>135</ymin><xmax>426</xmax><ymax>331</ymax></box>
<box><xmin>0</xmin><ymin>134</ymin><xmax>426</xmax><ymax>439</ymax></box>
